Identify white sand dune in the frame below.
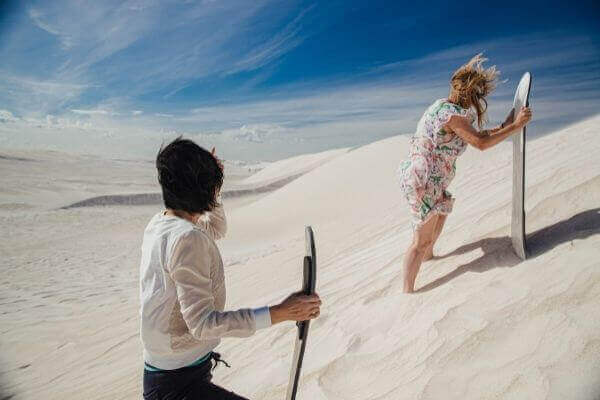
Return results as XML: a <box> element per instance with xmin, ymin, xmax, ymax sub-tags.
<box><xmin>215</xmin><ymin>115</ymin><xmax>600</xmax><ymax>400</ymax></box>
<box><xmin>241</xmin><ymin>148</ymin><xmax>350</xmax><ymax>185</ymax></box>
<box><xmin>0</xmin><ymin>150</ymin><xmax>157</xmax><ymax>210</ymax></box>
<box><xmin>1</xmin><ymin>116</ymin><xmax>599</xmax><ymax>400</ymax></box>
<box><xmin>0</xmin><ymin>147</ymin><xmax>344</xmax><ymax>211</ymax></box>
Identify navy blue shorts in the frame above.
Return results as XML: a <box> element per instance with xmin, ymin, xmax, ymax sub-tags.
<box><xmin>143</xmin><ymin>353</ymin><xmax>249</xmax><ymax>400</ymax></box>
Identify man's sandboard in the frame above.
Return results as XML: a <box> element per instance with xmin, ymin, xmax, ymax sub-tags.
<box><xmin>511</xmin><ymin>72</ymin><xmax>532</xmax><ymax>260</ymax></box>
<box><xmin>286</xmin><ymin>226</ymin><xmax>317</xmax><ymax>400</ymax></box>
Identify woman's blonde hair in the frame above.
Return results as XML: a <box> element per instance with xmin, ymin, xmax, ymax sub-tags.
<box><xmin>450</xmin><ymin>53</ymin><xmax>499</xmax><ymax>128</ymax></box>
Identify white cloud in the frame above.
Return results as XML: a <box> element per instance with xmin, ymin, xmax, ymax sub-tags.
<box><xmin>0</xmin><ymin>74</ymin><xmax>88</xmax><ymax>116</ymax></box>
<box><xmin>42</xmin><ymin>114</ymin><xmax>94</xmax><ymax>130</ymax></box>
<box><xmin>0</xmin><ymin>110</ymin><xmax>19</xmax><ymax>123</ymax></box>
<box><xmin>1</xmin><ymin>0</ymin><xmax>319</xmax><ymax>119</ymax></box>
<box><xmin>223</xmin><ymin>33</ymin><xmax>598</xmax><ymax>119</ymax></box>
<box><xmin>16</xmin><ymin>1</ymin><xmax>306</xmax><ymax>96</ymax></box>
<box><xmin>222</xmin><ymin>124</ymin><xmax>289</xmax><ymax>143</ymax></box>
<box><xmin>228</xmin><ymin>5</ymin><xmax>315</xmax><ymax>75</ymax></box>
<box><xmin>71</xmin><ymin>109</ymin><xmax>110</xmax><ymax>115</ymax></box>
<box><xmin>0</xmin><ymin>28</ymin><xmax>598</xmax><ymax>162</ymax></box>
<box><xmin>27</xmin><ymin>8</ymin><xmax>61</xmax><ymax>36</ymax></box>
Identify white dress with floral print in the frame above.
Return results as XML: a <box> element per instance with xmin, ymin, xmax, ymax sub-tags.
<box><xmin>398</xmin><ymin>99</ymin><xmax>475</xmax><ymax>230</ymax></box>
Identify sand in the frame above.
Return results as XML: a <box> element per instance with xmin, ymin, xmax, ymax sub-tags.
<box><xmin>241</xmin><ymin>148</ymin><xmax>349</xmax><ymax>185</ymax></box>
<box><xmin>1</xmin><ymin>115</ymin><xmax>599</xmax><ymax>400</ymax></box>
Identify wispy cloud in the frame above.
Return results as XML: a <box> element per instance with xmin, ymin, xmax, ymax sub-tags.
<box><xmin>1</xmin><ymin>0</ymin><xmax>312</xmax><ymax>114</ymax></box>
<box><xmin>71</xmin><ymin>109</ymin><xmax>111</xmax><ymax>116</ymax></box>
<box><xmin>363</xmin><ymin>33</ymin><xmax>600</xmax><ymax>85</ymax></box>
<box><xmin>228</xmin><ymin>4</ymin><xmax>316</xmax><ymax>75</ymax></box>
<box><xmin>0</xmin><ymin>73</ymin><xmax>88</xmax><ymax>116</ymax></box>
<box><xmin>28</xmin><ymin>8</ymin><xmax>61</xmax><ymax>37</ymax></box>
<box><xmin>0</xmin><ymin>2</ymin><xmax>598</xmax><ymax>163</ymax></box>
<box><xmin>174</xmin><ymin>33</ymin><xmax>600</xmax><ymax>133</ymax></box>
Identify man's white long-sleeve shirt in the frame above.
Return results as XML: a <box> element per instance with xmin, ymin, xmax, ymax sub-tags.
<box><xmin>139</xmin><ymin>204</ymin><xmax>271</xmax><ymax>370</ymax></box>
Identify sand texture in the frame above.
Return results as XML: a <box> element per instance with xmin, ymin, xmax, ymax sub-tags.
<box><xmin>1</xmin><ymin>116</ymin><xmax>599</xmax><ymax>399</ymax></box>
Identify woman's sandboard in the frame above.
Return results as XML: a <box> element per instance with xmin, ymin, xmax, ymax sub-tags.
<box><xmin>286</xmin><ymin>226</ymin><xmax>317</xmax><ymax>400</ymax></box>
<box><xmin>511</xmin><ymin>72</ymin><xmax>532</xmax><ymax>260</ymax></box>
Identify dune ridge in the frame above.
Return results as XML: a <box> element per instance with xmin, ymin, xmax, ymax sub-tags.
<box><xmin>60</xmin><ymin>172</ymin><xmax>305</xmax><ymax>209</ymax></box>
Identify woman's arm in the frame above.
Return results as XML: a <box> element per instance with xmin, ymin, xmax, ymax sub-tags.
<box><xmin>486</xmin><ymin>108</ymin><xmax>516</xmax><ymax>136</ymax></box>
<box><xmin>445</xmin><ymin>106</ymin><xmax>532</xmax><ymax>151</ymax></box>
<box><xmin>503</xmin><ymin>107</ymin><xmax>515</xmax><ymax>127</ymax></box>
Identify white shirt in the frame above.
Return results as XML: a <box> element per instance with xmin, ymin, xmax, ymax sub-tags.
<box><xmin>139</xmin><ymin>204</ymin><xmax>271</xmax><ymax>370</ymax></box>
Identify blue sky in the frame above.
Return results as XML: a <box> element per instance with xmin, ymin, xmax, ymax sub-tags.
<box><xmin>0</xmin><ymin>0</ymin><xmax>599</xmax><ymax>161</ymax></box>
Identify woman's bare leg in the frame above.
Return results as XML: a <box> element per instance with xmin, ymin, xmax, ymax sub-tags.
<box><xmin>423</xmin><ymin>214</ymin><xmax>447</xmax><ymax>261</ymax></box>
<box><xmin>403</xmin><ymin>215</ymin><xmax>438</xmax><ymax>293</ymax></box>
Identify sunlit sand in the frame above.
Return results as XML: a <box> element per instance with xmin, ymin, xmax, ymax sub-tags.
<box><xmin>1</xmin><ymin>115</ymin><xmax>599</xmax><ymax>399</ymax></box>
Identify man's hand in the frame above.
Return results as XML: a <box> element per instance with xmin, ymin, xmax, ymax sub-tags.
<box><xmin>269</xmin><ymin>292</ymin><xmax>321</xmax><ymax>325</ymax></box>
<box><xmin>211</xmin><ymin>147</ymin><xmax>224</xmax><ymax>172</ymax></box>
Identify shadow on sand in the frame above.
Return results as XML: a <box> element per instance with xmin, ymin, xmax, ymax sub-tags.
<box><xmin>417</xmin><ymin>208</ymin><xmax>600</xmax><ymax>293</ymax></box>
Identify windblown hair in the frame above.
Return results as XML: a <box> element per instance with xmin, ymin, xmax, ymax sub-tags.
<box><xmin>156</xmin><ymin>137</ymin><xmax>223</xmax><ymax>214</ymax></box>
<box><xmin>450</xmin><ymin>53</ymin><xmax>499</xmax><ymax>128</ymax></box>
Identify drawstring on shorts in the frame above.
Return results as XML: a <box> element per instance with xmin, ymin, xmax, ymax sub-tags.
<box><xmin>209</xmin><ymin>352</ymin><xmax>231</xmax><ymax>371</ymax></box>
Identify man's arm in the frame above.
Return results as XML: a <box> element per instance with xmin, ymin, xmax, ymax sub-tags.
<box><xmin>195</xmin><ymin>199</ymin><xmax>227</xmax><ymax>240</ymax></box>
<box><xmin>169</xmin><ymin>231</ymin><xmax>270</xmax><ymax>341</ymax></box>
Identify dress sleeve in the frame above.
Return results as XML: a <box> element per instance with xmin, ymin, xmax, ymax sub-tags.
<box><xmin>195</xmin><ymin>201</ymin><xmax>227</xmax><ymax>240</ymax></box>
<box><xmin>433</xmin><ymin>102</ymin><xmax>468</xmax><ymax>135</ymax></box>
<box><xmin>168</xmin><ymin>230</ymin><xmax>269</xmax><ymax>340</ymax></box>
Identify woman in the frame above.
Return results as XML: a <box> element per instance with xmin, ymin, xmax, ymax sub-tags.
<box><xmin>140</xmin><ymin>137</ymin><xmax>321</xmax><ymax>399</ymax></box>
<box><xmin>398</xmin><ymin>54</ymin><xmax>532</xmax><ymax>293</ymax></box>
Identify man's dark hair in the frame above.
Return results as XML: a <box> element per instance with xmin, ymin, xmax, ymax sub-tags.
<box><xmin>156</xmin><ymin>137</ymin><xmax>223</xmax><ymax>214</ymax></box>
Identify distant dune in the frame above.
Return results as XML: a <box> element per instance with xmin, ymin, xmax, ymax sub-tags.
<box><xmin>60</xmin><ymin>173</ymin><xmax>303</xmax><ymax>208</ymax></box>
<box><xmin>0</xmin><ymin>154</ymin><xmax>35</xmax><ymax>162</ymax></box>
<box><xmin>241</xmin><ymin>147</ymin><xmax>349</xmax><ymax>185</ymax></box>
<box><xmin>60</xmin><ymin>148</ymin><xmax>348</xmax><ymax>209</ymax></box>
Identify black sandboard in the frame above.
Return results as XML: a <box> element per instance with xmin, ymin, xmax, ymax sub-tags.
<box><xmin>511</xmin><ymin>72</ymin><xmax>532</xmax><ymax>260</ymax></box>
<box><xmin>285</xmin><ymin>226</ymin><xmax>317</xmax><ymax>400</ymax></box>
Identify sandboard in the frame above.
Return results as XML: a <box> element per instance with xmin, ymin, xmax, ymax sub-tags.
<box><xmin>285</xmin><ymin>226</ymin><xmax>317</xmax><ymax>400</ymax></box>
<box><xmin>511</xmin><ymin>72</ymin><xmax>532</xmax><ymax>260</ymax></box>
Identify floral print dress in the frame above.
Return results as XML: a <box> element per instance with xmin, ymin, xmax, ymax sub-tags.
<box><xmin>398</xmin><ymin>99</ymin><xmax>475</xmax><ymax>230</ymax></box>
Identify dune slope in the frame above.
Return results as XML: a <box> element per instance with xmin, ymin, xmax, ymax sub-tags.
<box><xmin>1</xmin><ymin>116</ymin><xmax>599</xmax><ymax>400</ymax></box>
<box><xmin>217</xmin><ymin>115</ymin><xmax>600</xmax><ymax>400</ymax></box>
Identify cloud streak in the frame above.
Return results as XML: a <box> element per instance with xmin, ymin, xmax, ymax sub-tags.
<box><xmin>176</xmin><ymin>33</ymin><xmax>600</xmax><ymax>134</ymax></box>
<box><xmin>71</xmin><ymin>109</ymin><xmax>110</xmax><ymax>115</ymax></box>
<box><xmin>1</xmin><ymin>0</ymin><xmax>312</xmax><ymax>114</ymax></box>
<box><xmin>228</xmin><ymin>4</ymin><xmax>316</xmax><ymax>75</ymax></box>
<box><xmin>0</xmin><ymin>3</ymin><xmax>598</xmax><ymax>162</ymax></box>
